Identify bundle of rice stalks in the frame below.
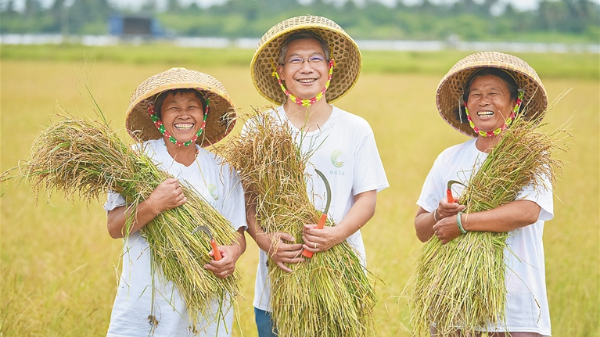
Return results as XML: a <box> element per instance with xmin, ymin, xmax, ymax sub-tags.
<box><xmin>218</xmin><ymin>107</ymin><xmax>376</xmax><ymax>337</ymax></box>
<box><xmin>4</xmin><ymin>111</ymin><xmax>240</xmax><ymax>329</ymax></box>
<box><xmin>410</xmin><ymin>116</ymin><xmax>568</xmax><ymax>336</ymax></box>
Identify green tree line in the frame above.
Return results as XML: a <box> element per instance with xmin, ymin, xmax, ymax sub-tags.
<box><xmin>1</xmin><ymin>0</ymin><xmax>598</xmax><ymax>42</ymax></box>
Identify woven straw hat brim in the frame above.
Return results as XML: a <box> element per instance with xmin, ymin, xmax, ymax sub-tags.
<box><xmin>125</xmin><ymin>68</ymin><xmax>236</xmax><ymax>147</ymax></box>
<box><xmin>251</xmin><ymin>15</ymin><xmax>361</xmax><ymax>105</ymax></box>
<box><xmin>436</xmin><ymin>52</ymin><xmax>548</xmax><ymax>138</ymax></box>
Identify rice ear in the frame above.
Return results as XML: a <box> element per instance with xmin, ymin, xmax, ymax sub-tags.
<box><xmin>5</xmin><ymin>111</ymin><xmax>241</xmax><ymax>328</ymax></box>
<box><xmin>409</xmin><ymin>114</ymin><xmax>569</xmax><ymax>336</ymax></box>
<box><xmin>218</xmin><ymin>106</ymin><xmax>377</xmax><ymax>337</ymax></box>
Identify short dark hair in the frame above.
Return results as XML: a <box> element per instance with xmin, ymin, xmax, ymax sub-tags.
<box><xmin>278</xmin><ymin>31</ymin><xmax>331</xmax><ymax>65</ymax></box>
<box><xmin>455</xmin><ymin>68</ymin><xmax>521</xmax><ymax>123</ymax></box>
<box><xmin>154</xmin><ymin>89</ymin><xmax>206</xmax><ymax>120</ymax></box>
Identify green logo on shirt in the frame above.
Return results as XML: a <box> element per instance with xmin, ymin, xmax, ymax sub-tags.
<box><xmin>331</xmin><ymin>149</ymin><xmax>344</xmax><ymax>168</ymax></box>
<box><xmin>208</xmin><ymin>184</ymin><xmax>219</xmax><ymax>200</ymax></box>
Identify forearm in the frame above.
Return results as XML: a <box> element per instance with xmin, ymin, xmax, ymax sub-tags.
<box><xmin>414</xmin><ymin>208</ymin><xmax>436</xmax><ymax>242</ymax></box>
<box><xmin>334</xmin><ymin>190</ymin><xmax>376</xmax><ymax>243</ymax></box>
<box><xmin>245</xmin><ymin>201</ymin><xmax>272</xmax><ymax>252</ymax></box>
<box><xmin>231</xmin><ymin>227</ymin><xmax>247</xmax><ymax>257</ymax></box>
<box><xmin>462</xmin><ymin>200</ymin><xmax>541</xmax><ymax>233</ymax></box>
<box><xmin>107</xmin><ymin>199</ymin><xmax>161</xmax><ymax>239</ymax></box>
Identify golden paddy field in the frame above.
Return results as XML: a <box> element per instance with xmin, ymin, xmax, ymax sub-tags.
<box><xmin>1</xmin><ymin>48</ymin><xmax>598</xmax><ymax>336</ymax></box>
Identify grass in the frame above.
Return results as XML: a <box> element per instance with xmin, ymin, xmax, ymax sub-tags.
<box><xmin>1</xmin><ymin>45</ymin><xmax>598</xmax><ymax>79</ymax></box>
<box><xmin>0</xmin><ymin>50</ymin><xmax>598</xmax><ymax>336</ymax></box>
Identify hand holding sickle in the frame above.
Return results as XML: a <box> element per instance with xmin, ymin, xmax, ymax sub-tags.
<box><xmin>193</xmin><ymin>225</ymin><xmax>237</xmax><ymax>278</ymax></box>
<box><xmin>302</xmin><ymin>169</ymin><xmax>331</xmax><ymax>259</ymax></box>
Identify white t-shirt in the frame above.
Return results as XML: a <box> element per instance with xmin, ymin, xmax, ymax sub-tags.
<box><xmin>104</xmin><ymin>138</ymin><xmax>247</xmax><ymax>337</ymax></box>
<box><xmin>417</xmin><ymin>138</ymin><xmax>553</xmax><ymax>336</ymax></box>
<box><xmin>250</xmin><ymin>105</ymin><xmax>389</xmax><ymax>311</ymax></box>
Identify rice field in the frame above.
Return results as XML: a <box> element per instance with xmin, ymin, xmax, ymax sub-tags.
<box><xmin>1</xmin><ymin>48</ymin><xmax>598</xmax><ymax>336</ymax></box>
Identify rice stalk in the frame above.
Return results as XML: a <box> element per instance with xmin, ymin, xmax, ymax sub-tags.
<box><xmin>218</xmin><ymin>106</ymin><xmax>376</xmax><ymax>337</ymax></box>
<box><xmin>410</xmin><ymin>116</ymin><xmax>569</xmax><ymax>336</ymax></box>
<box><xmin>3</xmin><ymin>109</ymin><xmax>241</xmax><ymax>330</ymax></box>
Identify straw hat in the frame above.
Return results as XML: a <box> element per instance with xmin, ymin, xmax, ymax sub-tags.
<box><xmin>250</xmin><ymin>15</ymin><xmax>361</xmax><ymax>104</ymax></box>
<box><xmin>125</xmin><ymin>68</ymin><xmax>236</xmax><ymax>147</ymax></box>
<box><xmin>436</xmin><ymin>52</ymin><xmax>547</xmax><ymax>138</ymax></box>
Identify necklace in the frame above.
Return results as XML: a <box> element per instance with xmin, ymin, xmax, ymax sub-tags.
<box><xmin>273</xmin><ymin>59</ymin><xmax>335</xmax><ymax>107</ymax></box>
<box><xmin>464</xmin><ymin>90</ymin><xmax>524</xmax><ymax>137</ymax></box>
<box><xmin>147</xmin><ymin>99</ymin><xmax>209</xmax><ymax>147</ymax></box>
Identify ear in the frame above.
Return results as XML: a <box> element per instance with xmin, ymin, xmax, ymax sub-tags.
<box><xmin>277</xmin><ymin>64</ymin><xmax>285</xmax><ymax>81</ymax></box>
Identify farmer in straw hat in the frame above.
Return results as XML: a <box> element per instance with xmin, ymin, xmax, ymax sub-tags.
<box><xmin>247</xmin><ymin>15</ymin><xmax>388</xmax><ymax>336</ymax></box>
<box><xmin>104</xmin><ymin>68</ymin><xmax>247</xmax><ymax>336</ymax></box>
<box><xmin>415</xmin><ymin>52</ymin><xmax>553</xmax><ymax>336</ymax></box>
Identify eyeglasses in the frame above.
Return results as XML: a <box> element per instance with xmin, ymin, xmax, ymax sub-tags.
<box><xmin>284</xmin><ymin>55</ymin><xmax>327</xmax><ymax>67</ymax></box>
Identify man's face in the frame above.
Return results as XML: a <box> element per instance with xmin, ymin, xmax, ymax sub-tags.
<box><xmin>277</xmin><ymin>38</ymin><xmax>329</xmax><ymax>100</ymax></box>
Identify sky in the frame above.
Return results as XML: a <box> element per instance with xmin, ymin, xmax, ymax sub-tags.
<box><xmin>5</xmin><ymin>0</ymin><xmax>600</xmax><ymax>12</ymax></box>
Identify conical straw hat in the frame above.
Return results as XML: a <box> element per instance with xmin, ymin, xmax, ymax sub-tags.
<box><xmin>125</xmin><ymin>68</ymin><xmax>236</xmax><ymax>147</ymax></box>
<box><xmin>436</xmin><ymin>52</ymin><xmax>547</xmax><ymax>138</ymax></box>
<box><xmin>251</xmin><ymin>15</ymin><xmax>361</xmax><ymax>105</ymax></box>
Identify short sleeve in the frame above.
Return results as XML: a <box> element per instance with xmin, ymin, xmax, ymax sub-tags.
<box><xmin>516</xmin><ymin>173</ymin><xmax>554</xmax><ymax>221</ymax></box>
<box><xmin>220</xmin><ymin>165</ymin><xmax>248</xmax><ymax>231</ymax></box>
<box><xmin>104</xmin><ymin>191</ymin><xmax>126</xmax><ymax>213</ymax></box>
<box><xmin>417</xmin><ymin>155</ymin><xmax>444</xmax><ymax>213</ymax></box>
<box><xmin>352</xmin><ymin>131</ymin><xmax>389</xmax><ymax>195</ymax></box>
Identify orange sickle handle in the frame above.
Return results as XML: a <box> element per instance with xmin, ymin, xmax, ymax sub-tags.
<box><xmin>211</xmin><ymin>240</ymin><xmax>222</xmax><ymax>261</ymax></box>
<box><xmin>302</xmin><ymin>213</ymin><xmax>328</xmax><ymax>258</ymax></box>
<box><xmin>446</xmin><ymin>188</ymin><xmax>455</xmax><ymax>203</ymax></box>
<box><xmin>446</xmin><ymin>180</ymin><xmax>465</xmax><ymax>204</ymax></box>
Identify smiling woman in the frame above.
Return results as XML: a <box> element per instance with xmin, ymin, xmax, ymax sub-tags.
<box><xmin>151</xmin><ymin>89</ymin><xmax>209</xmax><ymax>161</ymax></box>
<box><xmin>412</xmin><ymin>52</ymin><xmax>560</xmax><ymax>337</ymax></box>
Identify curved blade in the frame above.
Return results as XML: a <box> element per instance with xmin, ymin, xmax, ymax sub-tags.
<box><xmin>314</xmin><ymin>169</ymin><xmax>331</xmax><ymax>214</ymax></box>
<box><xmin>192</xmin><ymin>225</ymin><xmax>213</xmax><ymax>240</ymax></box>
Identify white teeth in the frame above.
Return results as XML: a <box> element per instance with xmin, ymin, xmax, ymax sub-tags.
<box><xmin>175</xmin><ymin>123</ymin><xmax>193</xmax><ymax>130</ymax></box>
<box><xmin>477</xmin><ymin>111</ymin><xmax>494</xmax><ymax>117</ymax></box>
<box><xmin>298</xmin><ymin>79</ymin><xmax>316</xmax><ymax>83</ymax></box>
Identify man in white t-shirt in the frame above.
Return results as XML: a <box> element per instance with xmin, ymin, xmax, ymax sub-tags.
<box><xmin>104</xmin><ymin>68</ymin><xmax>247</xmax><ymax>337</ymax></box>
<box><xmin>248</xmin><ymin>16</ymin><xmax>389</xmax><ymax>336</ymax></box>
<box><xmin>415</xmin><ymin>53</ymin><xmax>553</xmax><ymax>336</ymax></box>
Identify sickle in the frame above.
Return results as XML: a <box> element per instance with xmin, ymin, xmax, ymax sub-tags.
<box><xmin>302</xmin><ymin>169</ymin><xmax>331</xmax><ymax>259</ymax></box>
<box><xmin>446</xmin><ymin>180</ymin><xmax>465</xmax><ymax>203</ymax></box>
<box><xmin>192</xmin><ymin>225</ymin><xmax>222</xmax><ymax>261</ymax></box>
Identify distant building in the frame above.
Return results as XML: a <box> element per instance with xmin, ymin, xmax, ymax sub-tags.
<box><xmin>108</xmin><ymin>14</ymin><xmax>163</xmax><ymax>38</ymax></box>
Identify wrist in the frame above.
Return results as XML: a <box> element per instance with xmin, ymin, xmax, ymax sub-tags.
<box><xmin>142</xmin><ymin>197</ymin><xmax>162</xmax><ymax>217</ymax></box>
<box><xmin>230</xmin><ymin>242</ymin><xmax>244</xmax><ymax>259</ymax></box>
<box><xmin>331</xmin><ymin>224</ymin><xmax>349</xmax><ymax>245</ymax></box>
<box><xmin>257</xmin><ymin>233</ymin><xmax>273</xmax><ymax>252</ymax></box>
<box><xmin>456</xmin><ymin>211</ymin><xmax>467</xmax><ymax>234</ymax></box>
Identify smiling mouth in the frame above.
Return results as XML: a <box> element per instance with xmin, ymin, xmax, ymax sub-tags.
<box><xmin>175</xmin><ymin>123</ymin><xmax>194</xmax><ymax>130</ymax></box>
<box><xmin>297</xmin><ymin>78</ymin><xmax>317</xmax><ymax>83</ymax></box>
<box><xmin>477</xmin><ymin>111</ymin><xmax>494</xmax><ymax>117</ymax></box>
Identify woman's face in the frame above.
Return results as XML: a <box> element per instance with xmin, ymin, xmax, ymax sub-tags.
<box><xmin>160</xmin><ymin>92</ymin><xmax>205</xmax><ymax>144</ymax></box>
<box><xmin>466</xmin><ymin>74</ymin><xmax>516</xmax><ymax>134</ymax></box>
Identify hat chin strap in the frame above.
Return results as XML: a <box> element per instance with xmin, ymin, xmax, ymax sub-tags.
<box><xmin>147</xmin><ymin>100</ymin><xmax>209</xmax><ymax>147</ymax></box>
<box><xmin>273</xmin><ymin>59</ymin><xmax>335</xmax><ymax>107</ymax></box>
<box><xmin>464</xmin><ymin>89</ymin><xmax>524</xmax><ymax>138</ymax></box>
